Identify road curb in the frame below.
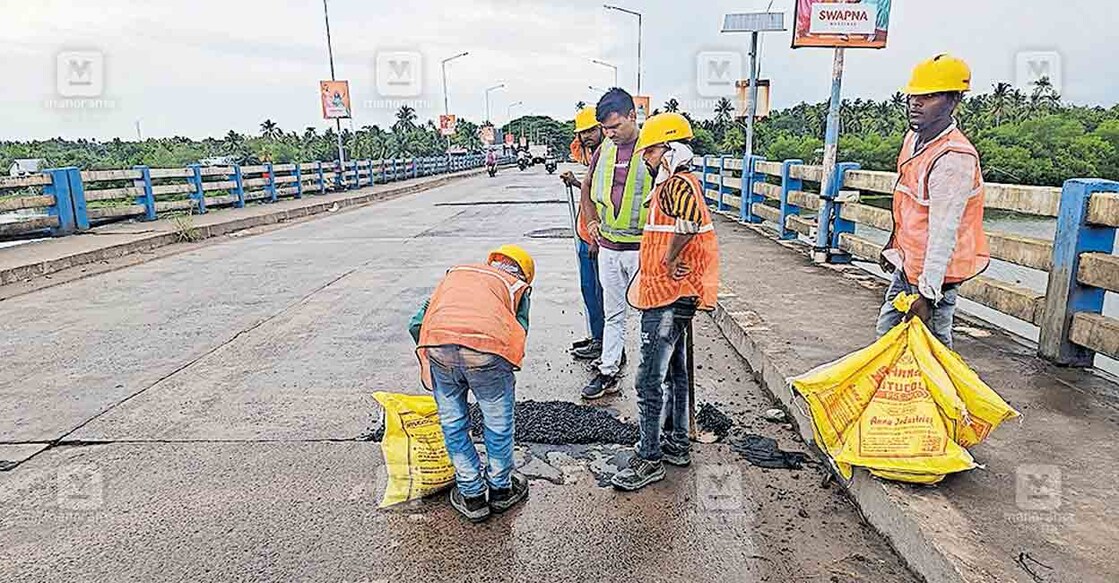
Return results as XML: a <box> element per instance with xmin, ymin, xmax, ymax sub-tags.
<box><xmin>0</xmin><ymin>169</ymin><xmax>484</xmax><ymax>287</ymax></box>
<box><xmin>713</xmin><ymin>291</ymin><xmax>969</xmax><ymax>583</ymax></box>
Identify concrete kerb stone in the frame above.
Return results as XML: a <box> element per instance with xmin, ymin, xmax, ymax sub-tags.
<box><xmin>0</xmin><ymin>169</ymin><xmax>486</xmax><ymax>287</ymax></box>
<box><xmin>712</xmin><ymin>295</ymin><xmax>966</xmax><ymax>583</ymax></box>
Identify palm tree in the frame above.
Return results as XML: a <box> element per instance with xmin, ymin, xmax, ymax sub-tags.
<box><xmin>714</xmin><ymin>97</ymin><xmax>734</xmax><ymax>126</ymax></box>
<box><xmin>990</xmin><ymin>82</ymin><xmax>1012</xmax><ymax>126</ymax></box>
<box><xmin>260</xmin><ymin>119</ymin><xmax>279</xmax><ymax>140</ymax></box>
<box><xmin>664</xmin><ymin>98</ymin><xmax>680</xmax><ymax>113</ymax></box>
<box><xmin>393</xmin><ymin>105</ymin><xmax>417</xmax><ymax>133</ymax></box>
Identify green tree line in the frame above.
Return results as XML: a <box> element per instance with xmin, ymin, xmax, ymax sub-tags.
<box><xmin>5</xmin><ymin>77</ymin><xmax>1118</xmax><ymax>188</ymax></box>
<box><xmin>668</xmin><ymin>78</ymin><xmax>1119</xmax><ymax>187</ymax></box>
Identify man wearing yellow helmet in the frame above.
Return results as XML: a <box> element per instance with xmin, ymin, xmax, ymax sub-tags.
<box><xmin>560</xmin><ymin>107</ymin><xmax>608</xmax><ymax>361</ymax></box>
<box><xmin>877</xmin><ymin>54</ymin><xmax>990</xmax><ymax>348</ymax></box>
<box><xmin>409</xmin><ymin>245</ymin><xmax>535</xmax><ymax>522</ymax></box>
<box><xmin>611</xmin><ymin>112</ymin><xmax>719</xmax><ymax>492</ymax></box>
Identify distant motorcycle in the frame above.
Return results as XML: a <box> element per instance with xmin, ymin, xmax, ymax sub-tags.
<box><xmin>517</xmin><ymin>158</ymin><xmax>528</xmax><ymax>171</ymax></box>
<box><xmin>544</xmin><ymin>156</ymin><xmax>557</xmax><ymax>174</ymax></box>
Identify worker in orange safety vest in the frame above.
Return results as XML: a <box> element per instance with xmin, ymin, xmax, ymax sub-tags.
<box><xmin>560</xmin><ymin>106</ymin><xmax>607</xmax><ymax>360</ymax></box>
<box><xmin>611</xmin><ymin>112</ymin><xmax>719</xmax><ymax>492</ymax></box>
<box><xmin>878</xmin><ymin>54</ymin><xmax>990</xmax><ymax>349</ymax></box>
<box><xmin>409</xmin><ymin>244</ymin><xmax>535</xmax><ymax>522</ymax></box>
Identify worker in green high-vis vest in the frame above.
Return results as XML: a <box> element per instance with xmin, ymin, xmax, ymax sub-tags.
<box><xmin>577</xmin><ymin>88</ymin><xmax>654</xmax><ymax>399</ymax></box>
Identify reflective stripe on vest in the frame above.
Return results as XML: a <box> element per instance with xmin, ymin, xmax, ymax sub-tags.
<box><xmin>628</xmin><ymin>172</ymin><xmax>719</xmax><ymax>311</ymax></box>
<box><xmin>887</xmin><ymin>128</ymin><xmax>990</xmax><ymax>285</ymax></box>
<box><xmin>415</xmin><ymin>264</ymin><xmax>528</xmax><ymax>390</ymax></box>
<box><xmin>591</xmin><ymin>140</ymin><xmax>651</xmax><ymax>244</ymax></box>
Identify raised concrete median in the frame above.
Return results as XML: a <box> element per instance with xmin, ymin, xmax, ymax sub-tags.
<box><xmin>0</xmin><ymin>167</ymin><xmax>489</xmax><ymax>289</ymax></box>
<box><xmin>711</xmin><ymin>215</ymin><xmax>1119</xmax><ymax>583</ymax></box>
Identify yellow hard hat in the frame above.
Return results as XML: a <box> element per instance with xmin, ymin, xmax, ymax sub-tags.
<box><xmin>574</xmin><ymin>107</ymin><xmax>599</xmax><ymax>133</ymax></box>
<box><xmin>635</xmin><ymin>112</ymin><xmax>693</xmax><ymax>152</ymax></box>
<box><xmin>487</xmin><ymin>244</ymin><xmax>535</xmax><ymax>284</ymax></box>
<box><xmin>903</xmin><ymin>53</ymin><xmax>971</xmax><ymax>95</ymax></box>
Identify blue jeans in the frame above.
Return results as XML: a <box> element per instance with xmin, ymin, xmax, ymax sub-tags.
<box><xmin>634</xmin><ymin>303</ymin><xmax>693</xmax><ymax>461</ymax></box>
<box><xmin>429</xmin><ymin>346</ymin><xmax>516</xmax><ymax>498</ymax></box>
<box><xmin>577</xmin><ymin>238</ymin><xmax>605</xmax><ymax>342</ymax></box>
<box><xmin>875</xmin><ymin>269</ymin><xmax>958</xmax><ymax>348</ymax></box>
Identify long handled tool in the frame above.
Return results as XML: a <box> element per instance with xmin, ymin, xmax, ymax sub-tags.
<box><xmin>687</xmin><ymin>319</ymin><xmax>697</xmax><ymax>441</ymax></box>
<box><xmin>565</xmin><ymin>183</ymin><xmax>592</xmax><ymax>340</ymax></box>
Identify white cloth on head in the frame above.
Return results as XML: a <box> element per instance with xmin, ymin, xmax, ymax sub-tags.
<box><xmin>651</xmin><ymin>142</ymin><xmax>695</xmax><ymax>192</ymax></box>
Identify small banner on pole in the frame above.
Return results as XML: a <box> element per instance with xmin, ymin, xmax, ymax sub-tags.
<box><xmin>320</xmin><ymin>80</ymin><xmax>352</xmax><ymax>119</ymax></box>
<box><xmin>505</xmin><ymin>133</ymin><xmax>515</xmax><ymax>146</ymax></box>
<box><xmin>439</xmin><ymin>114</ymin><xmax>457</xmax><ymax>136</ymax></box>
<box><xmin>633</xmin><ymin>95</ymin><xmax>651</xmax><ymax>125</ymax></box>
<box><xmin>792</xmin><ymin>0</ymin><xmax>891</xmax><ymax>49</ymax></box>
<box><xmin>736</xmin><ymin>80</ymin><xmax>771</xmax><ymax>119</ymax></box>
<box><xmin>480</xmin><ymin>125</ymin><xmax>495</xmax><ymax>145</ymax></box>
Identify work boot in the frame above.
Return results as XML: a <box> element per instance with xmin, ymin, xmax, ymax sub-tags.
<box><xmin>611</xmin><ymin>455</ymin><xmax>666</xmax><ymax>491</ymax></box>
<box><xmin>449</xmin><ymin>488</ymin><xmax>491</xmax><ymax>523</ymax></box>
<box><xmin>581</xmin><ymin>373</ymin><xmax>619</xmax><ymax>400</ymax></box>
<box><xmin>570</xmin><ymin>337</ymin><xmax>594</xmax><ymax>351</ymax></box>
<box><xmin>588</xmin><ymin>348</ymin><xmax>625</xmax><ymax>372</ymax></box>
<box><xmin>661</xmin><ymin>443</ymin><xmax>691</xmax><ymax>467</ymax></box>
<box><xmin>572</xmin><ymin>339</ymin><xmax>603</xmax><ymax>360</ymax></box>
<box><xmin>489</xmin><ymin>473</ymin><xmax>529</xmax><ymax>514</ymax></box>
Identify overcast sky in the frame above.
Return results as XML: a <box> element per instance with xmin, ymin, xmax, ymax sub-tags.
<box><xmin>2</xmin><ymin>0</ymin><xmax>1116</xmax><ymax>141</ymax></box>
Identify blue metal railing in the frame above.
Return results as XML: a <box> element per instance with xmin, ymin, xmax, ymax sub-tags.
<box><xmin>694</xmin><ymin>152</ymin><xmax>1119</xmax><ymax>369</ymax></box>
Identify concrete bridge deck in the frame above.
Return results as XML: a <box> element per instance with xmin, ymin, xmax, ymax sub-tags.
<box><xmin>3</xmin><ymin>163</ymin><xmax>1117</xmax><ymax>582</ymax></box>
<box><xmin>0</xmin><ymin>166</ymin><xmax>915</xmax><ymax>583</ymax></box>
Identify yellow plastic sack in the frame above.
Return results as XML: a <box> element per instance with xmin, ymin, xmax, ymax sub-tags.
<box><xmin>791</xmin><ymin>294</ymin><xmax>1019</xmax><ymax>484</ymax></box>
<box><xmin>373</xmin><ymin>391</ymin><xmax>456</xmax><ymax>507</ymax></box>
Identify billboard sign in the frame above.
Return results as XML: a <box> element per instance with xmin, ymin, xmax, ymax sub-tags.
<box><xmin>439</xmin><ymin>114</ymin><xmax>457</xmax><ymax>136</ymax></box>
<box><xmin>793</xmin><ymin>0</ymin><xmax>891</xmax><ymax>49</ymax></box>
<box><xmin>320</xmin><ymin>80</ymin><xmax>352</xmax><ymax>119</ymax></box>
<box><xmin>504</xmin><ymin>133</ymin><xmax>515</xmax><ymax>146</ymax></box>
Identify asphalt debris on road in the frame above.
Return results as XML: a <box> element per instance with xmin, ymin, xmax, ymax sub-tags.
<box><xmin>730</xmin><ymin>434</ymin><xmax>811</xmax><ymax>470</ymax></box>
<box><xmin>470</xmin><ymin>400</ymin><xmax>639</xmax><ymax>445</ymax></box>
<box><xmin>365</xmin><ymin>399</ymin><xmax>640</xmax><ymax>445</ymax></box>
<box><xmin>696</xmin><ymin>402</ymin><xmax>734</xmax><ymax>438</ymax></box>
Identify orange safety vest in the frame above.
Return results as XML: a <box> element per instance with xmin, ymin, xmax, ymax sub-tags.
<box><xmin>886</xmin><ymin>127</ymin><xmax>990</xmax><ymax>286</ymax></box>
<box><xmin>628</xmin><ymin>171</ymin><xmax>719</xmax><ymax>311</ymax></box>
<box><xmin>416</xmin><ymin>264</ymin><xmax>529</xmax><ymax>389</ymax></box>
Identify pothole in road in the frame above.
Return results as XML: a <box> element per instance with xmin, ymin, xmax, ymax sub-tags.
<box><xmin>434</xmin><ymin>199</ymin><xmax>565</xmax><ymax>206</ymax></box>
<box><xmin>525</xmin><ymin>227</ymin><xmax>574</xmax><ymax>239</ymax></box>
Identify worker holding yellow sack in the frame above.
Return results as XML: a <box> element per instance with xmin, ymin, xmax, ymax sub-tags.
<box><xmin>408</xmin><ymin>245</ymin><xmax>535</xmax><ymax>522</ymax></box>
<box><xmin>878</xmin><ymin>54</ymin><xmax>990</xmax><ymax>349</ymax></box>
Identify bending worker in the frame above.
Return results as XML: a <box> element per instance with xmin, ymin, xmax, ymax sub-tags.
<box><xmin>877</xmin><ymin>54</ymin><xmax>989</xmax><ymax>348</ymax></box>
<box><xmin>612</xmin><ymin>112</ymin><xmax>719</xmax><ymax>491</ymax></box>
<box><xmin>577</xmin><ymin>88</ymin><xmax>654</xmax><ymax>399</ymax></box>
<box><xmin>410</xmin><ymin>245</ymin><xmax>535</xmax><ymax>522</ymax></box>
<box><xmin>560</xmin><ymin>106</ymin><xmax>607</xmax><ymax>361</ymax></box>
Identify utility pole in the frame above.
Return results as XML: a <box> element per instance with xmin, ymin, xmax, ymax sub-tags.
<box><xmin>322</xmin><ymin>0</ymin><xmax>344</xmax><ymax>166</ymax></box>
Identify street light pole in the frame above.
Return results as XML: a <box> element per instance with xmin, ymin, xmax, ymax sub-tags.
<box><xmin>441</xmin><ymin>52</ymin><xmax>470</xmax><ymax>116</ymax></box>
<box><xmin>604</xmin><ymin>5</ymin><xmax>642</xmax><ymax>94</ymax></box>
<box><xmin>322</xmin><ymin>0</ymin><xmax>344</xmax><ymax>165</ymax></box>
<box><xmin>592</xmin><ymin>59</ymin><xmax>619</xmax><ymax>87</ymax></box>
<box><xmin>485</xmin><ymin>83</ymin><xmax>505</xmax><ymax>125</ymax></box>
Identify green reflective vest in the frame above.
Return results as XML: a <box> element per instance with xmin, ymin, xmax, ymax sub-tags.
<box><xmin>591</xmin><ymin>139</ymin><xmax>652</xmax><ymax>244</ymax></box>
